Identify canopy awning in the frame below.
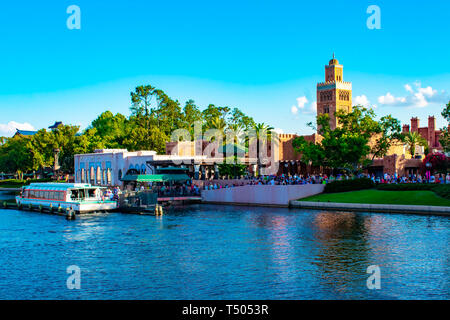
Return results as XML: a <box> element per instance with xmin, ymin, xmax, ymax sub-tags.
<box><xmin>219</xmin><ymin>144</ymin><xmax>248</xmax><ymax>155</ymax></box>
<box><xmin>121</xmin><ymin>174</ymin><xmax>191</xmax><ymax>183</ymax></box>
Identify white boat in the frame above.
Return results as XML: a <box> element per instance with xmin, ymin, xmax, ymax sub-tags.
<box><xmin>16</xmin><ymin>183</ymin><xmax>117</xmax><ymax>214</ymax></box>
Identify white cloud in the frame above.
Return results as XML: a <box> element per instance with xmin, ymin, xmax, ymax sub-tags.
<box><xmin>296</xmin><ymin>96</ymin><xmax>309</xmax><ymax>109</ymax></box>
<box><xmin>378</xmin><ymin>92</ymin><xmax>406</xmax><ymax>105</ymax></box>
<box><xmin>291</xmin><ymin>96</ymin><xmax>316</xmax><ymax>115</ymax></box>
<box><xmin>273</xmin><ymin>128</ymin><xmax>284</xmax><ymax>134</ymax></box>
<box><xmin>378</xmin><ymin>83</ymin><xmax>448</xmax><ymax>108</ymax></box>
<box><xmin>354</xmin><ymin>95</ymin><xmax>370</xmax><ymax>107</ymax></box>
<box><xmin>309</xmin><ymin>101</ymin><xmax>317</xmax><ymax>114</ymax></box>
<box><xmin>0</xmin><ymin>121</ymin><xmax>35</xmax><ymax>137</ymax></box>
<box><xmin>404</xmin><ymin>84</ymin><xmax>413</xmax><ymax>93</ymax></box>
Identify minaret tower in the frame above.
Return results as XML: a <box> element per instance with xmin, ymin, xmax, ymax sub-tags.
<box><xmin>316</xmin><ymin>54</ymin><xmax>352</xmax><ymax>130</ymax></box>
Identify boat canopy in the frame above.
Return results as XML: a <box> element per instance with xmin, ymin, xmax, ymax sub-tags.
<box><xmin>23</xmin><ymin>183</ymin><xmax>96</xmax><ymax>191</ymax></box>
<box><xmin>120</xmin><ymin>174</ymin><xmax>191</xmax><ymax>183</ymax></box>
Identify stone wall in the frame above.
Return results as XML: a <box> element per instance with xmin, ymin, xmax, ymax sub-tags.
<box><xmin>201</xmin><ymin>184</ymin><xmax>325</xmax><ymax>207</ymax></box>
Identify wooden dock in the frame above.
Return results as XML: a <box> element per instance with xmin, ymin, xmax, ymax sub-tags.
<box><xmin>157</xmin><ymin>196</ymin><xmax>201</xmax><ymax>202</ymax></box>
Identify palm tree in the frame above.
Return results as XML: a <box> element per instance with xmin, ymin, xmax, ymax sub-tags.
<box><xmin>209</xmin><ymin>117</ymin><xmax>227</xmax><ymax>136</ymax></box>
<box><xmin>227</xmin><ymin>123</ymin><xmax>244</xmax><ymax>144</ymax></box>
<box><xmin>404</xmin><ymin>132</ymin><xmax>428</xmax><ymax>157</ymax></box>
<box><xmin>245</xmin><ymin>123</ymin><xmax>275</xmax><ymax>176</ymax></box>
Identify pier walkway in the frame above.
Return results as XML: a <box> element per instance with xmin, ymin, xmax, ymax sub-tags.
<box><xmin>158</xmin><ymin>196</ymin><xmax>201</xmax><ymax>202</ymax></box>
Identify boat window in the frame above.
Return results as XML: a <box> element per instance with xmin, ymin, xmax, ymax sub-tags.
<box><xmin>88</xmin><ymin>189</ymin><xmax>96</xmax><ymax>198</ymax></box>
<box><xmin>58</xmin><ymin>192</ymin><xmax>64</xmax><ymax>201</ymax></box>
<box><xmin>44</xmin><ymin>191</ymin><xmax>49</xmax><ymax>199</ymax></box>
<box><xmin>39</xmin><ymin>191</ymin><xmax>44</xmax><ymax>199</ymax></box>
<box><xmin>70</xmin><ymin>189</ymin><xmax>79</xmax><ymax>200</ymax></box>
<box><xmin>23</xmin><ymin>190</ymin><xmax>29</xmax><ymax>198</ymax></box>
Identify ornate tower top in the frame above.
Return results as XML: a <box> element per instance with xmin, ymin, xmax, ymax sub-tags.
<box><xmin>324</xmin><ymin>53</ymin><xmax>343</xmax><ymax>82</ymax></box>
<box><xmin>317</xmin><ymin>55</ymin><xmax>353</xmax><ymax>130</ymax></box>
<box><xmin>329</xmin><ymin>53</ymin><xmax>339</xmax><ymax>65</ymax></box>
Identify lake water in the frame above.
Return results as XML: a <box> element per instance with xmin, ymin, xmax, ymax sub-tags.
<box><xmin>0</xmin><ymin>192</ymin><xmax>448</xmax><ymax>300</ymax></box>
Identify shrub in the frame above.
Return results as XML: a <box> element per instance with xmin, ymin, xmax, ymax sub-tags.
<box><xmin>324</xmin><ymin>178</ymin><xmax>375</xmax><ymax>193</ymax></box>
<box><xmin>433</xmin><ymin>184</ymin><xmax>450</xmax><ymax>199</ymax></box>
<box><xmin>377</xmin><ymin>183</ymin><xmax>450</xmax><ymax>200</ymax></box>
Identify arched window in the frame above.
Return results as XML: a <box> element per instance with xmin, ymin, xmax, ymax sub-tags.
<box><xmin>141</xmin><ymin>164</ymin><xmax>146</xmax><ymax>174</ymax></box>
<box><xmin>90</xmin><ymin>167</ymin><xmax>95</xmax><ymax>182</ymax></box>
<box><xmin>118</xmin><ymin>169</ymin><xmax>122</xmax><ymax>181</ymax></box>
<box><xmin>107</xmin><ymin>169</ymin><xmax>111</xmax><ymax>185</ymax></box>
<box><xmin>96</xmin><ymin>167</ymin><xmax>101</xmax><ymax>185</ymax></box>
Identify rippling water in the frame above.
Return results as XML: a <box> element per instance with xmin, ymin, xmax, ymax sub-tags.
<box><xmin>0</xmin><ymin>192</ymin><xmax>448</xmax><ymax>299</ymax></box>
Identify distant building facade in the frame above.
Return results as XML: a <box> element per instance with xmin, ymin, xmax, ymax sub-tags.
<box><xmin>402</xmin><ymin>116</ymin><xmax>445</xmax><ymax>152</ymax></box>
<box><xmin>74</xmin><ymin>149</ymin><xmax>208</xmax><ymax>186</ymax></box>
<box><xmin>74</xmin><ymin>57</ymin><xmax>446</xmax><ymax>183</ymax></box>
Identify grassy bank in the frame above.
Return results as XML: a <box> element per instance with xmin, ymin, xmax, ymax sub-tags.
<box><xmin>300</xmin><ymin>189</ymin><xmax>450</xmax><ymax>207</ymax></box>
<box><xmin>0</xmin><ymin>179</ymin><xmax>53</xmax><ymax>189</ymax></box>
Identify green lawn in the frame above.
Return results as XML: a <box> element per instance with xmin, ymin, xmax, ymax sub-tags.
<box><xmin>301</xmin><ymin>189</ymin><xmax>450</xmax><ymax>207</ymax></box>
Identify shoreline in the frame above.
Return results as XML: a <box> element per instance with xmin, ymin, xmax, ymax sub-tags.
<box><xmin>290</xmin><ymin>200</ymin><xmax>450</xmax><ymax>216</ymax></box>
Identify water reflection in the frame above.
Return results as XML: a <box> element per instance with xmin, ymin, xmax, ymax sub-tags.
<box><xmin>0</xmin><ymin>205</ymin><xmax>448</xmax><ymax>299</ymax></box>
<box><xmin>311</xmin><ymin>211</ymin><xmax>372</xmax><ymax>296</ymax></box>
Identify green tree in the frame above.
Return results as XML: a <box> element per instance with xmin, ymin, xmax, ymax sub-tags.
<box><xmin>28</xmin><ymin>129</ymin><xmax>55</xmax><ymax>171</ymax></box>
<box><xmin>182</xmin><ymin>100</ymin><xmax>203</xmax><ymax>138</ymax></box>
<box><xmin>293</xmin><ymin>106</ymin><xmax>382</xmax><ymax>174</ymax></box>
<box><xmin>246</xmin><ymin>122</ymin><xmax>274</xmax><ymax>176</ymax></box>
<box><xmin>0</xmin><ymin>136</ymin><xmax>34</xmax><ymax>179</ymax></box>
<box><xmin>202</xmin><ymin>105</ymin><xmax>230</xmax><ymax>131</ymax></box>
<box><xmin>229</xmin><ymin>107</ymin><xmax>255</xmax><ymax>131</ymax></box>
<box><xmin>370</xmin><ymin>115</ymin><xmax>404</xmax><ymax>160</ymax></box>
<box><xmin>89</xmin><ymin>111</ymin><xmax>127</xmax><ymax>148</ymax></box>
<box><xmin>439</xmin><ymin>101</ymin><xmax>450</xmax><ymax>152</ymax></box>
<box><xmin>218</xmin><ymin>156</ymin><xmax>247</xmax><ymax>178</ymax></box>
<box><xmin>403</xmin><ymin>131</ymin><xmax>428</xmax><ymax>158</ymax></box>
<box><xmin>152</xmin><ymin>90</ymin><xmax>183</xmax><ymax>137</ymax></box>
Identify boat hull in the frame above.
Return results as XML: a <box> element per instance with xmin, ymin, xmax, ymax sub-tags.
<box><xmin>16</xmin><ymin>197</ymin><xmax>117</xmax><ymax>214</ymax></box>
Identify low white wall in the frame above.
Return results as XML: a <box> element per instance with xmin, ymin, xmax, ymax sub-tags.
<box><xmin>201</xmin><ymin>184</ymin><xmax>325</xmax><ymax>207</ymax></box>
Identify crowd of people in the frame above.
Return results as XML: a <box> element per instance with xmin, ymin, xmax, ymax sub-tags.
<box><xmin>105</xmin><ymin>171</ymin><xmax>450</xmax><ymax>196</ymax></box>
<box><xmin>366</xmin><ymin>172</ymin><xmax>450</xmax><ymax>184</ymax></box>
<box><xmin>200</xmin><ymin>172</ymin><xmax>450</xmax><ymax>190</ymax></box>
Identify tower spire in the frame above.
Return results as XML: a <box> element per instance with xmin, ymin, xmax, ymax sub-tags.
<box><xmin>333</xmin><ymin>52</ymin><xmax>335</xmax><ymax>60</ymax></box>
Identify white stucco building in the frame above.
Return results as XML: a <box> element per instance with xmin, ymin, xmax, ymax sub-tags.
<box><xmin>74</xmin><ymin>149</ymin><xmax>207</xmax><ymax>186</ymax></box>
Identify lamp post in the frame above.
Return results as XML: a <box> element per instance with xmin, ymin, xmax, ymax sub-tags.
<box><xmin>425</xmin><ymin>162</ymin><xmax>432</xmax><ymax>183</ymax></box>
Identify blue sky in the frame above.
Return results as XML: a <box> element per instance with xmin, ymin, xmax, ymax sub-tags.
<box><xmin>0</xmin><ymin>0</ymin><xmax>449</xmax><ymax>136</ymax></box>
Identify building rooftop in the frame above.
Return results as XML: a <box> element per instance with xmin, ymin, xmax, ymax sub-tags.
<box><xmin>15</xmin><ymin>129</ymin><xmax>38</xmax><ymax>136</ymax></box>
<box><xmin>48</xmin><ymin>121</ymin><xmax>63</xmax><ymax>129</ymax></box>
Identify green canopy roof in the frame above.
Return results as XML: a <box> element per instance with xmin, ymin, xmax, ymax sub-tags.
<box><xmin>121</xmin><ymin>174</ymin><xmax>191</xmax><ymax>183</ymax></box>
<box><xmin>156</xmin><ymin>167</ymin><xmax>189</xmax><ymax>172</ymax></box>
<box><xmin>220</xmin><ymin>144</ymin><xmax>248</xmax><ymax>155</ymax></box>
